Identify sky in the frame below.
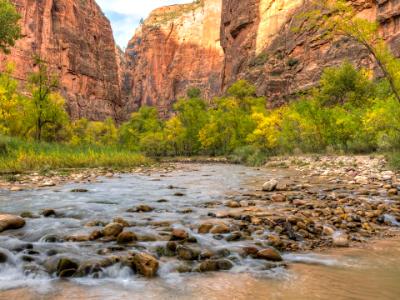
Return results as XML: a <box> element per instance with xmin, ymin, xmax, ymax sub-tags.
<box><xmin>97</xmin><ymin>0</ymin><xmax>192</xmax><ymax>49</ymax></box>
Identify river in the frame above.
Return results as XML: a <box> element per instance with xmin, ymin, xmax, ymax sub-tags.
<box><xmin>0</xmin><ymin>163</ymin><xmax>399</xmax><ymax>299</ymax></box>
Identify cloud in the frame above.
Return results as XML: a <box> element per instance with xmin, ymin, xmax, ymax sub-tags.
<box><xmin>96</xmin><ymin>0</ymin><xmax>192</xmax><ymax>48</ymax></box>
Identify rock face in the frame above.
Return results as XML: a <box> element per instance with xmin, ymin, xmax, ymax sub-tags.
<box><xmin>123</xmin><ymin>0</ymin><xmax>223</xmax><ymax>116</ymax></box>
<box><xmin>0</xmin><ymin>0</ymin><xmax>123</xmax><ymax>120</ymax></box>
<box><xmin>220</xmin><ymin>0</ymin><xmax>400</xmax><ymax>106</ymax></box>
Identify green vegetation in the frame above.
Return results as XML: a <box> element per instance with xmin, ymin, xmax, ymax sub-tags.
<box><xmin>0</xmin><ymin>136</ymin><xmax>150</xmax><ymax>173</ymax></box>
<box><xmin>1</xmin><ymin>0</ymin><xmax>400</xmax><ymax>171</ymax></box>
<box><xmin>0</xmin><ymin>0</ymin><xmax>20</xmax><ymax>53</ymax></box>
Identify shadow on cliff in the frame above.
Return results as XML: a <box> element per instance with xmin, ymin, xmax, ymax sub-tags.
<box><xmin>220</xmin><ymin>0</ymin><xmax>377</xmax><ymax>107</ymax></box>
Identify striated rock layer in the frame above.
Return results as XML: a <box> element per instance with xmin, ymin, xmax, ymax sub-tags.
<box><xmin>0</xmin><ymin>0</ymin><xmax>123</xmax><ymax>120</ymax></box>
<box><xmin>221</xmin><ymin>0</ymin><xmax>400</xmax><ymax>106</ymax></box>
<box><xmin>123</xmin><ymin>0</ymin><xmax>223</xmax><ymax>117</ymax></box>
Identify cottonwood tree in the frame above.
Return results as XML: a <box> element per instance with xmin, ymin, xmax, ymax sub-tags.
<box><xmin>0</xmin><ymin>0</ymin><xmax>21</xmax><ymax>53</ymax></box>
<box><xmin>27</xmin><ymin>57</ymin><xmax>69</xmax><ymax>141</ymax></box>
<box><xmin>300</xmin><ymin>0</ymin><xmax>400</xmax><ymax>102</ymax></box>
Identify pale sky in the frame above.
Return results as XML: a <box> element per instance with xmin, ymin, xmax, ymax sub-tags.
<box><xmin>97</xmin><ymin>0</ymin><xmax>192</xmax><ymax>49</ymax></box>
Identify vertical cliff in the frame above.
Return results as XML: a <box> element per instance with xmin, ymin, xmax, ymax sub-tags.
<box><xmin>123</xmin><ymin>0</ymin><xmax>223</xmax><ymax>116</ymax></box>
<box><xmin>221</xmin><ymin>0</ymin><xmax>400</xmax><ymax>105</ymax></box>
<box><xmin>0</xmin><ymin>0</ymin><xmax>123</xmax><ymax>120</ymax></box>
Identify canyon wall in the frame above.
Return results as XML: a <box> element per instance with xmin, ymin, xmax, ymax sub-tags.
<box><xmin>221</xmin><ymin>0</ymin><xmax>400</xmax><ymax>106</ymax></box>
<box><xmin>123</xmin><ymin>0</ymin><xmax>223</xmax><ymax>117</ymax></box>
<box><xmin>0</xmin><ymin>0</ymin><xmax>123</xmax><ymax>120</ymax></box>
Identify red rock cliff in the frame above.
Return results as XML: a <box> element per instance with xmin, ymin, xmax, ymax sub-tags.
<box><xmin>0</xmin><ymin>0</ymin><xmax>123</xmax><ymax>120</ymax></box>
<box><xmin>123</xmin><ymin>0</ymin><xmax>223</xmax><ymax>116</ymax></box>
<box><xmin>221</xmin><ymin>0</ymin><xmax>400</xmax><ymax>105</ymax></box>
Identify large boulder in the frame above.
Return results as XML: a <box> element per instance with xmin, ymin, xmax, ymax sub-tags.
<box><xmin>0</xmin><ymin>214</ymin><xmax>26</xmax><ymax>232</ymax></box>
<box><xmin>131</xmin><ymin>252</ymin><xmax>159</xmax><ymax>277</ymax></box>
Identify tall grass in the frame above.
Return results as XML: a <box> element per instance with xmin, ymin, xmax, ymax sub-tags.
<box><xmin>0</xmin><ymin>136</ymin><xmax>152</xmax><ymax>173</ymax></box>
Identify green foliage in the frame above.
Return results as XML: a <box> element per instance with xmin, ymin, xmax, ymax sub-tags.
<box><xmin>26</xmin><ymin>57</ymin><xmax>69</xmax><ymax>141</ymax></box>
<box><xmin>0</xmin><ymin>63</ymin><xmax>25</xmax><ymax>136</ymax></box>
<box><xmin>70</xmin><ymin>118</ymin><xmax>118</xmax><ymax>146</ymax></box>
<box><xmin>300</xmin><ymin>0</ymin><xmax>400</xmax><ymax>102</ymax></box>
<box><xmin>0</xmin><ymin>136</ymin><xmax>151</xmax><ymax>173</ymax></box>
<box><xmin>229</xmin><ymin>145</ymin><xmax>269</xmax><ymax>166</ymax></box>
<box><xmin>0</xmin><ymin>0</ymin><xmax>20</xmax><ymax>54</ymax></box>
<box><xmin>316</xmin><ymin>61</ymin><xmax>374</xmax><ymax>107</ymax></box>
<box><xmin>119</xmin><ymin>106</ymin><xmax>163</xmax><ymax>151</ymax></box>
<box><xmin>186</xmin><ymin>87</ymin><xmax>201</xmax><ymax>99</ymax></box>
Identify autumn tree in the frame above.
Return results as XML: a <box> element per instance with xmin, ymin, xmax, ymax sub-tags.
<box><xmin>301</xmin><ymin>0</ymin><xmax>400</xmax><ymax>102</ymax></box>
<box><xmin>27</xmin><ymin>57</ymin><xmax>69</xmax><ymax>141</ymax></box>
<box><xmin>0</xmin><ymin>0</ymin><xmax>21</xmax><ymax>53</ymax></box>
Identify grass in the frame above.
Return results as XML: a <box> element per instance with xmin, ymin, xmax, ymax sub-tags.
<box><xmin>387</xmin><ymin>152</ymin><xmax>400</xmax><ymax>171</ymax></box>
<box><xmin>0</xmin><ymin>136</ymin><xmax>152</xmax><ymax>174</ymax></box>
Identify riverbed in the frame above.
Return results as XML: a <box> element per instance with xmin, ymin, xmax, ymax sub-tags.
<box><xmin>0</xmin><ymin>162</ymin><xmax>399</xmax><ymax>299</ymax></box>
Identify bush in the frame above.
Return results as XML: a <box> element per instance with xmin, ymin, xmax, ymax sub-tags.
<box><xmin>229</xmin><ymin>145</ymin><xmax>269</xmax><ymax>166</ymax></box>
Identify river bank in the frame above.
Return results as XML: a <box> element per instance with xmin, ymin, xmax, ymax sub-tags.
<box><xmin>0</xmin><ymin>156</ymin><xmax>399</xmax><ymax>298</ymax></box>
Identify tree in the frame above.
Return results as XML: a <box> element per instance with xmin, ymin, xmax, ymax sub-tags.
<box><xmin>0</xmin><ymin>63</ymin><xmax>24</xmax><ymax>135</ymax></box>
<box><xmin>300</xmin><ymin>0</ymin><xmax>400</xmax><ymax>102</ymax></box>
<box><xmin>27</xmin><ymin>57</ymin><xmax>69</xmax><ymax>141</ymax></box>
<box><xmin>173</xmin><ymin>97</ymin><xmax>208</xmax><ymax>154</ymax></box>
<box><xmin>0</xmin><ymin>0</ymin><xmax>21</xmax><ymax>54</ymax></box>
<box><xmin>119</xmin><ymin>106</ymin><xmax>163</xmax><ymax>150</ymax></box>
<box><xmin>316</xmin><ymin>61</ymin><xmax>374</xmax><ymax>107</ymax></box>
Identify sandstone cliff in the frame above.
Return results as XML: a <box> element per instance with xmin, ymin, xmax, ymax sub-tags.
<box><xmin>0</xmin><ymin>0</ymin><xmax>122</xmax><ymax>120</ymax></box>
<box><xmin>123</xmin><ymin>0</ymin><xmax>223</xmax><ymax>116</ymax></box>
<box><xmin>221</xmin><ymin>0</ymin><xmax>400</xmax><ymax>106</ymax></box>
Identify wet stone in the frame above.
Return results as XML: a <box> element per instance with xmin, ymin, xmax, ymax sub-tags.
<box><xmin>257</xmin><ymin>248</ymin><xmax>283</xmax><ymax>262</ymax></box>
<box><xmin>117</xmin><ymin>231</ymin><xmax>137</xmax><ymax>244</ymax></box>
<box><xmin>103</xmin><ymin>223</ymin><xmax>123</xmax><ymax>237</ymax></box>
<box><xmin>41</xmin><ymin>209</ymin><xmax>56</xmax><ymax>217</ymax></box>
<box><xmin>128</xmin><ymin>205</ymin><xmax>154</xmax><ymax>213</ymax></box>
<box><xmin>171</xmin><ymin>228</ymin><xmax>189</xmax><ymax>241</ymax></box>
<box><xmin>0</xmin><ymin>214</ymin><xmax>26</xmax><ymax>232</ymax></box>
<box><xmin>131</xmin><ymin>252</ymin><xmax>159</xmax><ymax>277</ymax></box>
<box><xmin>177</xmin><ymin>245</ymin><xmax>200</xmax><ymax>261</ymax></box>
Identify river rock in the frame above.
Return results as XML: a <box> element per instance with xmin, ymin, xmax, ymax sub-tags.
<box><xmin>225</xmin><ymin>200</ymin><xmax>240</xmax><ymax>208</ymax></box>
<box><xmin>256</xmin><ymin>248</ymin><xmax>283</xmax><ymax>262</ymax></box>
<box><xmin>39</xmin><ymin>180</ymin><xmax>56</xmax><ymax>187</ymax></box>
<box><xmin>176</xmin><ymin>245</ymin><xmax>200</xmax><ymax>260</ymax></box>
<box><xmin>0</xmin><ymin>251</ymin><xmax>8</xmax><ymax>263</ymax></box>
<box><xmin>0</xmin><ymin>214</ymin><xmax>26</xmax><ymax>232</ymax></box>
<box><xmin>197</xmin><ymin>259</ymin><xmax>234</xmax><ymax>272</ymax></box>
<box><xmin>198</xmin><ymin>223</ymin><xmax>213</xmax><ymax>234</ymax></box>
<box><xmin>103</xmin><ymin>223</ymin><xmax>123</xmax><ymax>237</ymax></box>
<box><xmin>128</xmin><ymin>205</ymin><xmax>154</xmax><ymax>213</ymax></box>
<box><xmin>41</xmin><ymin>209</ymin><xmax>56</xmax><ymax>217</ymax></box>
<box><xmin>131</xmin><ymin>252</ymin><xmax>159</xmax><ymax>277</ymax></box>
<box><xmin>262</xmin><ymin>179</ymin><xmax>278</xmax><ymax>192</ymax></box>
<box><xmin>333</xmin><ymin>232</ymin><xmax>349</xmax><ymax>247</ymax></box>
<box><xmin>113</xmin><ymin>217</ymin><xmax>130</xmax><ymax>227</ymax></box>
<box><xmin>70</xmin><ymin>189</ymin><xmax>89</xmax><ymax>193</ymax></box>
<box><xmin>89</xmin><ymin>230</ymin><xmax>104</xmax><ymax>241</ymax></box>
<box><xmin>56</xmin><ymin>257</ymin><xmax>79</xmax><ymax>278</ymax></box>
<box><xmin>117</xmin><ymin>231</ymin><xmax>137</xmax><ymax>244</ymax></box>
<box><xmin>322</xmin><ymin>225</ymin><xmax>335</xmax><ymax>236</ymax></box>
<box><xmin>271</xmin><ymin>193</ymin><xmax>286</xmax><ymax>202</ymax></box>
<box><xmin>171</xmin><ymin>228</ymin><xmax>189</xmax><ymax>241</ymax></box>
<box><xmin>210</xmin><ymin>224</ymin><xmax>230</xmax><ymax>234</ymax></box>
<box><xmin>85</xmin><ymin>220</ymin><xmax>107</xmax><ymax>227</ymax></box>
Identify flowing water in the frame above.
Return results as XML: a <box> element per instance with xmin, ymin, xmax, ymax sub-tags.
<box><xmin>0</xmin><ymin>164</ymin><xmax>399</xmax><ymax>300</ymax></box>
